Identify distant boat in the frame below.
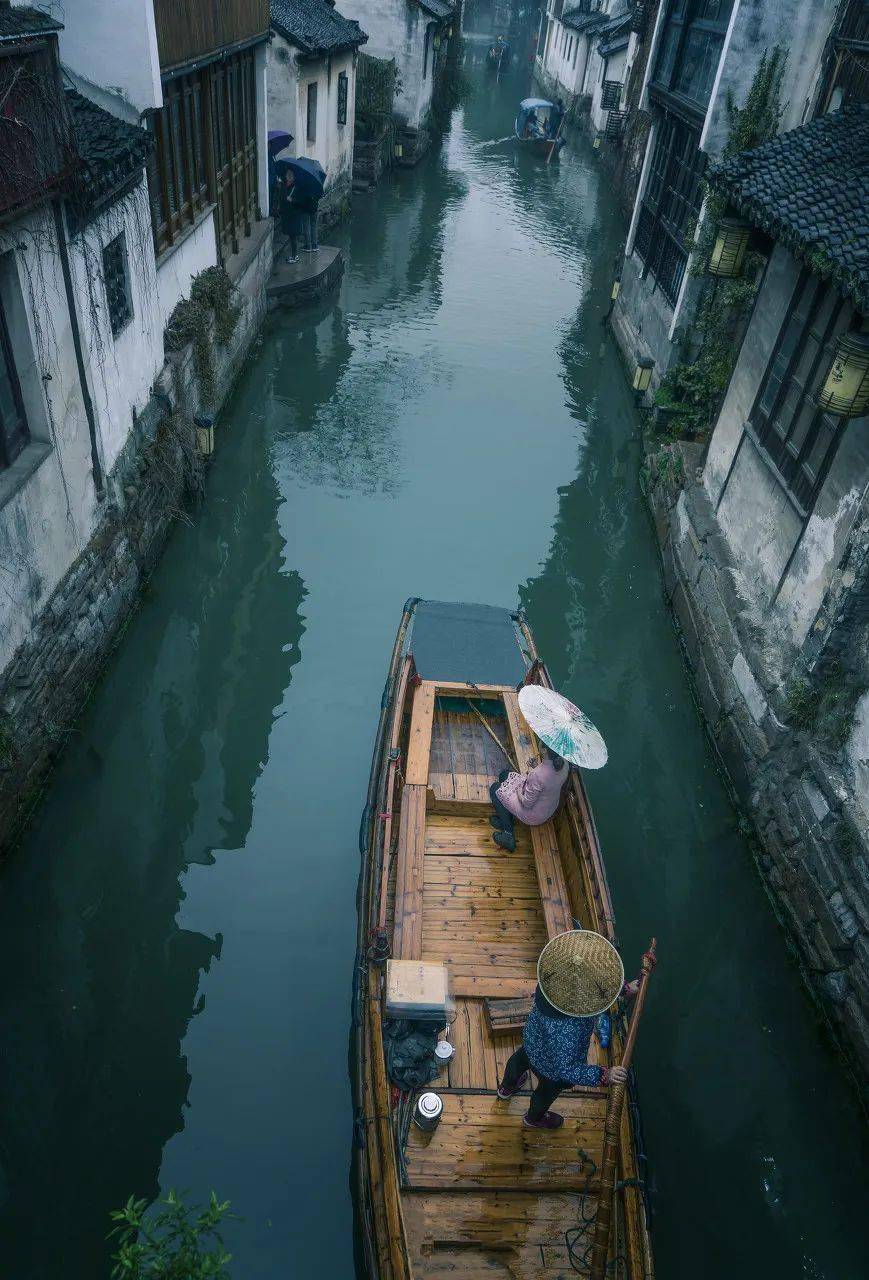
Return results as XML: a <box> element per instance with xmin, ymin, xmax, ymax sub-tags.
<box><xmin>515</xmin><ymin>97</ymin><xmax>565</xmax><ymax>156</ymax></box>
<box><xmin>487</xmin><ymin>39</ymin><xmax>510</xmax><ymax>71</ymax></box>
<box><xmin>352</xmin><ymin>598</ymin><xmax>655</xmax><ymax>1280</ymax></box>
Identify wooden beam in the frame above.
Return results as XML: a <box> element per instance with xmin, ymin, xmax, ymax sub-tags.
<box><xmin>405</xmin><ymin>682</ymin><xmax>436</xmax><ymax>785</ymax></box>
<box><xmin>392</xmin><ymin>783</ymin><xmax>427</xmax><ymax>958</ymax></box>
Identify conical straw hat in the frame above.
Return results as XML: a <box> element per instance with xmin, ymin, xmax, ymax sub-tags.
<box><xmin>518</xmin><ymin>685</ymin><xmax>607</xmax><ymax>770</ymax></box>
<box><xmin>537</xmin><ymin>930</ymin><xmax>624</xmax><ymax>1017</ymax></box>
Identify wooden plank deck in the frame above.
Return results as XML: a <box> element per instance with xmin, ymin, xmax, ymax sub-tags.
<box><xmin>405</xmin><ymin>1093</ymin><xmax>605</xmax><ymax>1191</ymax></box>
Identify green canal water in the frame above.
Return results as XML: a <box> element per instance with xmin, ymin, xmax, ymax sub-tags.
<box><xmin>1</xmin><ymin>58</ymin><xmax>867</xmax><ymax>1280</ymax></box>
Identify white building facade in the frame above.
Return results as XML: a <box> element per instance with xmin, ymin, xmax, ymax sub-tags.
<box><xmin>268</xmin><ymin>0</ymin><xmax>368</xmax><ymax>227</ymax></box>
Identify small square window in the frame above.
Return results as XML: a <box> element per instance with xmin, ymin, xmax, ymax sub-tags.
<box><xmin>337</xmin><ymin>71</ymin><xmax>348</xmax><ymax>126</ymax></box>
<box><xmin>102</xmin><ymin>232</ymin><xmax>132</xmax><ymax>338</ymax></box>
<box><xmin>307</xmin><ymin>82</ymin><xmax>318</xmax><ymax>142</ymax></box>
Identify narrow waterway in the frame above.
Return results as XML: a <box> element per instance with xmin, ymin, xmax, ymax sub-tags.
<box><xmin>1</xmin><ymin>56</ymin><xmax>867</xmax><ymax>1280</ymax></box>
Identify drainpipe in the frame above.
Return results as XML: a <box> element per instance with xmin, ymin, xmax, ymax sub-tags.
<box><xmin>52</xmin><ymin>199</ymin><xmax>104</xmax><ymax>497</ymax></box>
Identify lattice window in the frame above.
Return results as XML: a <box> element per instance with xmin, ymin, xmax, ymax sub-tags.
<box><xmin>632</xmin><ymin>110</ymin><xmax>705</xmax><ymax>307</ymax></box>
<box><xmin>605</xmin><ymin>109</ymin><xmax>626</xmax><ymax>140</ymax></box>
<box><xmin>307</xmin><ymin>82</ymin><xmax>317</xmax><ymax>142</ymax></box>
<box><xmin>0</xmin><ymin>292</ymin><xmax>29</xmax><ymax>469</ymax></box>
<box><xmin>652</xmin><ymin>0</ymin><xmax>734</xmax><ymax>111</ymax></box>
<box><xmin>102</xmin><ymin>232</ymin><xmax>133</xmax><ymax>339</ymax></box>
<box><xmin>601</xmin><ymin>80</ymin><xmax>622</xmax><ymax>109</ymax></box>
<box><xmin>750</xmin><ymin>271</ymin><xmax>854</xmax><ymax>514</ymax></box>
<box><xmin>337</xmin><ymin>71</ymin><xmax>348</xmax><ymax>126</ymax></box>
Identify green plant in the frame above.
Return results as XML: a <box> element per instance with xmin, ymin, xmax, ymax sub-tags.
<box><xmin>786</xmin><ymin>661</ymin><xmax>866</xmax><ymax>752</ymax></box>
<box><xmin>164</xmin><ymin>268</ymin><xmax>240</xmax><ymax>406</ymax></box>
<box><xmin>109</xmin><ymin>1190</ymin><xmax>234</xmax><ymax>1280</ymax></box>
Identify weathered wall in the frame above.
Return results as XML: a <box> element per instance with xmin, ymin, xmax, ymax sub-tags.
<box><xmin>50</xmin><ymin>0</ymin><xmax>163</xmax><ymax>117</ymax></box>
<box><xmin>154</xmin><ymin>209</ymin><xmax>220</xmax><ymax>329</ymax></box>
<box><xmin>267</xmin><ymin>36</ymin><xmax>357</xmax><ymax>227</ymax></box>
<box><xmin>644</xmin><ymin>444</ymin><xmax>869</xmax><ymax>1086</ymax></box>
<box><xmin>356</xmin><ymin>0</ymin><xmax>433</xmax><ymax>130</ymax></box>
<box><xmin>0</xmin><ymin>219</ymin><xmax>274</xmax><ymax>851</ymax></box>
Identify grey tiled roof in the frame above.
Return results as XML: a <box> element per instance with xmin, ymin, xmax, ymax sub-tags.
<box><xmin>711</xmin><ymin>105</ymin><xmax>869</xmax><ymax>312</ymax></box>
<box><xmin>65</xmin><ymin>89</ymin><xmax>152</xmax><ymax>216</ymax></box>
<box><xmin>417</xmin><ymin>0</ymin><xmax>454</xmax><ymax>18</ymax></box>
<box><xmin>562</xmin><ymin>8</ymin><xmax>608</xmax><ymax>34</ymax></box>
<box><xmin>270</xmin><ymin>0</ymin><xmax>367</xmax><ymax>55</ymax></box>
<box><xmin>0</xmin><ymin>6</ymin><xmax>62</xmax><ymax>39</ymax></box>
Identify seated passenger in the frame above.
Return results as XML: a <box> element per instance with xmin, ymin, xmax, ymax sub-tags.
<box><xmin>488</xmin><ymin>746</ymin><xmax>569</xmax><ymax>852</ymax></box>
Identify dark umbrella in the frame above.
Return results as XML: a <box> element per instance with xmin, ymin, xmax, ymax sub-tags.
<box><xmin>268</xmin><ymin>129</ymin><xmax>294</xmax><ymax>155</ymax></box>
<box><xmin>275</xmin><ymin>155</ymin><xmax>326</xmax><ymax>199</ymax></box>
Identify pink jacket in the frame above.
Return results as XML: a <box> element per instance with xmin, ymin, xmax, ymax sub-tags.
<box><xmin>496</xmin><ymin>757</ymin><xmax>569</xmax><ymax>825</ymax></box>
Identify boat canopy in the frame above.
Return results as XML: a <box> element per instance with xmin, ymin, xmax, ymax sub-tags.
<box><xmin>518</xmin><ymin>97</ymin><xmax>553</xmax><ymax>111</ymax></box>
<box><xmin>515</xmin><ymin>98</ymin><xmax>556</xmax><ymax>140</ymax></box>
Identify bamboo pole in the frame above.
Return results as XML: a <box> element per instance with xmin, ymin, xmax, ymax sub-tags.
<box><xmin>588</xmin><ymin>940</ymin><xmax>657</xmax><ymax>1280</ymax></box>
<box><xmin>465</xmin><ymin>698</ymin><xmax>518</xmax><ymax>771</ymax></box>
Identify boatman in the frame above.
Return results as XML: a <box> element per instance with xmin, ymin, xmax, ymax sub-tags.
<box><xmin>496</xmin><ymin>931</ymin><xmax>653</xmax><ymax>1130</ymax></box>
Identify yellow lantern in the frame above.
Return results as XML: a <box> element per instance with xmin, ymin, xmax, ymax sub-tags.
<box><xmin>632</xmin><ymin>357</ymin><xmax>654</xmax><ymax>394</ymax></box>
<box><xmin>394</xmin><ymin>142</ymin><xmax>403</xmax><ymax>159</ymax></box>
<box><xmin>434</xmin><ymin>34</ymin><xmax>441</xmax><ymax>49</ymax></box>
<box><xmin>195</xmin><ymin>413</ymin><xmax>215</xmax><ymax>457</ymax></box>
<box><xmin>817</xmin><ymin>332</ymin><xmax>869</xmax><ymax>418</ymax></box>
<box><xmin>611</xmin><ymin>279</ymin><xmax>621</xmax><ymax>301</ymax></box>
<box><xmin>708</xmin><ymin>217</ymin><xmax>751</xmax><ymax>278</ymax></box>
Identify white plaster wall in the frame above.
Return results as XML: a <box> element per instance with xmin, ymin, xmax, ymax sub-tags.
<box><xmin>0</xmin><ymin>208</ymin><xmax>102</xmax><ymax>673</ymax></box>
<box><xmin>267</xmin><ymin>37</ymin><xmax>357</xmax><ymax>188</ymax></box>
<box><xmin>255</xmin><ymin>42</ymin><xmax>271</xmax><ymax>218</ymax></box>
<box><xmin>355</xmin><ymin>0</ymin><xmax>432</xmax><ymax>128</ymax></box>
<box><xmin>47</xmin><ymin>0</ymin><xmax>162</xmax><ymax>116</ymax></box>
<box><xmin>541</xmin><ymin>18</ymin><xmax>586</xmax><ymax>95</ymax></box>
<box><xmin>69</xmin><ymin>181</ymin><xmax>166</xmax><ymax>471</ymax></box>
<box><xmin>154</xmin><ymin>213</ymin><xmax>219</xmax><ymax>330</ymax></box>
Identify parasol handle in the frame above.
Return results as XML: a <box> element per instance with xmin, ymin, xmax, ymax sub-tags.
<box><xmin>588</xmin><ymin>939</ymin><xmax>657</xmax><ymax>1280</ymax></box>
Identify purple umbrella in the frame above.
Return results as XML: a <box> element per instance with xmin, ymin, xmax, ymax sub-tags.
<box><xmin>268</xmin><ymin>129</ymin><xmax>294</xmax><ymax>155</ymax></box>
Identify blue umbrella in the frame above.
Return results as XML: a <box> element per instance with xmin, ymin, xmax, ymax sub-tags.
<box><xmin>275</xmin><ymin>155</ymin><xmax>326</xmax><ymax>199</ymax></box>
<box><xmin>268</xmin><ymin>129</ymin><xmax>294</xmax><ymax>155</ymax></box>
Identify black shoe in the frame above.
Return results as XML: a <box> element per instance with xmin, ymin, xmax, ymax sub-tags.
<box><xmin>493</xmin><ymin>830</ymin><xmax>516</xmax><ymax>852</ymax></box>
<box><xmin>489</xmin><ymin>816</ymin><xmax>502</xmax><ymax>829</ymax></box>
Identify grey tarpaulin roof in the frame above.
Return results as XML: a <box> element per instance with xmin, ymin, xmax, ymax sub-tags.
<box><xmin>710</xmin><ymin>105</ymin><xmax>869</xmax><ymax>312</ymax></box>
<box><xmin>270</xmin><ymin>0</ymin><xmax>367</xmax><ymax>56</ymax></box>
<box><xmin>410</xmin><ymin>601</ymin><xmax>528</xmax><ymax>687</ymax></box>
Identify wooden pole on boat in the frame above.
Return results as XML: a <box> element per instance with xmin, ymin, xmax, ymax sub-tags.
<box><xmin>588</xmin><ymin>940</ymin><xmax>657</xmax><ymax>1280</ymax></box>
<box><xmin>546</xmin><ymin>111</ymin><xmax>565</xmax><ymax>165</ymax></box>
<box><xmin>465</xmin><ymin>698</ymin><xmax>518</xmax><ymax>771</ymax></box>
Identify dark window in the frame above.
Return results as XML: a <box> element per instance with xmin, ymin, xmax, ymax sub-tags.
<box><xmin>337</xmin><ymin>71</ymin><xmax>348</xmax><ymax>126</ymax></box>
<box><xmin>750</xmin><ymin>271</ymin><xmax>854</xmax><ymax>514</ymax></box>
<box><xmin>146</xmin><ymin>50</ymin><xmax>259</xmax><ymax>262</ymax></box>
<box><xmin>102</xmin><ymin>233</ymin><xmax>133</xmax><ymax>338</ymax></box>
<box><xmin>652</xmin><ymin>0</ymin><xmax>734</xmax><ymax>111</ymax></box>
<box><xmin>633</xmin><ymin>111</ymin><xmax>705</xmax><ymax>306</ymax></box>
<box><xmin>307</xmin><ymin>82</ymin><xmax>317</xmax><ymax>142</ymax></box>
<box><xmin>0</xmin><ymin>293</ymin><xmax>29</xmax><ymax>469</ymax></box>
<box><xmin>601</xmin><ymin>79</ymin><xmax>622</xmax><ymax>109</ymax></box>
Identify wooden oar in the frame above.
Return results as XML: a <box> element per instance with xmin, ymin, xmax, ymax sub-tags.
<box><xmin>546</xmin><ymin>112</ymin><xmax>565</xmax><ymax>165</ymax></box>
<box><xmin>464</xmin><ymin>698</ymin><xmax>518</xmax><ymax>771</ymax></box>
<box><xmin>588</xmin><ymin>939</ymin><xmax>657</xmax><ymax>1280</ymax></box>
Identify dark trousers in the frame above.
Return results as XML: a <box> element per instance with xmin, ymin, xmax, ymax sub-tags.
<box><xmin>501</xmin><ymin>1046</ymin><xmax>568</xmax><ymax>1121</ymax></box>
<box><xmin>489</xmin><ymin>769</ymin><xmax>515</xmax><ymax>837</ymax></box>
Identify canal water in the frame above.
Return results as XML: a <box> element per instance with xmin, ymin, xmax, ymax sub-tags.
<box><xmin>1</xmin><ymin>55</ymin><xmax>867</xmax><ymax>1280</ymax></box>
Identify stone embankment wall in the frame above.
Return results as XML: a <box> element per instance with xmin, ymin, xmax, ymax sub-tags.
<box><xmin>0</xmin><ymin>224</ymin><xmax>273</xmax><ymax>850</ymax></box>
<box><xmin>645</xmin><ymin>442</ymin><xmax>869</xmax><ymax>1087</ymax></box>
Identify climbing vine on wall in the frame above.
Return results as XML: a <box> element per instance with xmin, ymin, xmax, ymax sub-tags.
<box><xmin>164</xmin><ymin>267</ymin><xmax>240</xmax><ymax>407</ymax></box>
<box><xmin>654</xmin><ymin>49</ymin><xmax>787</xmax><ymax>439</ymax></box>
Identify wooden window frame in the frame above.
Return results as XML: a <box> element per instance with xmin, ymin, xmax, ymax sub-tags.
<box><xmin>650</xmin><ymin>0</ymin><xmax>734</xmax><ymax>114</ymax></box>
<box><xmin>748</xmin><ymin>271</ymin><xmax>852</xmax><ymax>516</ymax></box>
<box><xmin>0</xmin><ymin>291</ymin><xmax>30</xmax><ymax>470</ymax></box>
<box><xmin>306</xmin><ymin>81</ymin><xmax>318</xmax><ymax>143</ymax></box>
<box><xmin>601</xmin><ymin>79</ymin><xmax>622</xmax><ymax>109</ymax></box>
<box><xmin>633</xmin><ymin>110</ymin><xmax>705</xmax><ymax>307</ymax></box>
<box><xmin>102</xmin><ymin>231</ymin><xmax>133</xmax><ymax>338</ymax></box>
<box><xmin>337</xmin><ymin>71</ymin><xmax>348</xmax><ymax>126</ymax></box>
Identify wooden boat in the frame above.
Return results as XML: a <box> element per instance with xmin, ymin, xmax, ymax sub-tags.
<box><xmin>514</xmin><ymin>99</ymin><xmax>565</xmax><ymax>157</ymax></box>
<box><xmin>353</xmin><ymin>599</ymin><xmax>654</xmax><ymax>1280</ymax></box>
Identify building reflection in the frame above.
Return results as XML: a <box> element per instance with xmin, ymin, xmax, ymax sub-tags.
<box><xmin>0</xmin><ymin>384</ymin><xmax>304</xmax><ymax>1277</ymax></box>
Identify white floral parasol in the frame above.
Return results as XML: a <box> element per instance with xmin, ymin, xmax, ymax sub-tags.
<box><xmin>518</xmin><ymin>685</ymin><xmax>608</xmax><ymax>770</ymax></box>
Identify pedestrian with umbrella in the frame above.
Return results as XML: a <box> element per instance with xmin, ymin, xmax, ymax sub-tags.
<box><xmin>489</xmin><ymin>685</ymin><xmax>607</xmax><ymax>851</ymax></box>
<box><xmin>275</xmin><ymin>156</ymin><xmax>327</xmax><ymax>261</ymax></box>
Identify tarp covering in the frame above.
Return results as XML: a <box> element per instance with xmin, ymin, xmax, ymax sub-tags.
<box><xmin>410</xmin><ymin>600</ymin><xmax>527</xmax><ymax>687</ymax></box>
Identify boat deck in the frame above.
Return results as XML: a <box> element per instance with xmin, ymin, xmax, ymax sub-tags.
<box><xmin>379</xmin><ymin>683</ymin><xmax>635</xmax><ymax>1278</ymax></box>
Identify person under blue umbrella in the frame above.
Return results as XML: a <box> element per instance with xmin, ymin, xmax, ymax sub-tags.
<box><xmin>276</xmin><ymin>157</ymin><xmax>326</xmax><ymax>260</ymax></box>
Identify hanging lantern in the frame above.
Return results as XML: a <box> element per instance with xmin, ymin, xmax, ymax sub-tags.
<box><xmin>611</xmin><ymin>279</ymin><xmax>621</xmax><ymax>301</ymax></box>
<box><xmin>817</xmin><ymin>332</ymin><xmax>869</xmax><ymax>418</ymax></box>
<box><xmin>194</xmin><ymin>413</ymin><xmax>215</xmax><ymax>457</ymax></box>
<box><xmin>593</xmin><ymin>136</ymin><xmax>601</xmax><ymax>150</ymax></box>
<box><xmin>434</xmin><ymin>34</ymin><xmax>441</xmax><ymax>49</ymax></box>
<box><xmin>632</xmin><ymin>357</ymin><xmax>654</xmax><ymax>394</ymax></box>
<box><xmin>394</xmin><ymin>142</ymin><xmax>403</xmax><ymax>159</ymax></box>
<box><xmin>447</xmin><ymin>26</ymin><xmax>453</xmax><ymax>37</ymax></box>
<box><xmin>708</xmin><ymin>217</ymin><xmax>751</xmax><ymax>278</ymax></box>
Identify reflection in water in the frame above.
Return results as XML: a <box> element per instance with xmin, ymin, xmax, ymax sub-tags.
<box><xmin>0</xmin><ymin>51</ymin><xmax>867</xmax><ymax>1280</ymax></box>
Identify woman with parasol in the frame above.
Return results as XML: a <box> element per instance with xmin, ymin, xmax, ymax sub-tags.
<box><xmin>497</xmin><ymin>931</ymin><xmax>652</xmax><ymax>1130</ymax></box>
<box><xmin>489</xmin><ymin>686</ymin><xmax>607</xmax><ymax>852</ymax></box>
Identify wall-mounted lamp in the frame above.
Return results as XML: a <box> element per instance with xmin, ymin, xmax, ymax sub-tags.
<box><xmin>817</xmin><ymin>331</ymin><xmax>869</xmax><ymax>418</ymax></box>
<box><xmin>592</xmin><ymin>136</ymin><xmax>601</xmax><ymax>150</ymax></box>
<box><xmin>434</xmin><ymin>34</ymin><xmax>441</xmax><ymax>49</ymax></box>
<box><xmin>611</xmin><ymin>279</ymin><xmax>621</xmax><ymax>301</ymax></box>
<box><xmin>708</xmin><ymin>217</ymin><xmax>751</xmax><ymax>278</ymax></box>
<box><xmin>632</xmin><ymin>357</ymin><xmax>654</xmax><ymax>395</ymax></box>
<box><xmin>447</xmin><ymin>26</ymin><xmax>453</xmax><ymax>37</ymax></box>
<box><xmin>194</xmin><ymin>413</ymin><xmax>215</xmax><ymax>457</ymax></box>
<box><xmin>394</xmin><ymin>142</ymin><xmax>404</xmax><ymax>159</ymax></box>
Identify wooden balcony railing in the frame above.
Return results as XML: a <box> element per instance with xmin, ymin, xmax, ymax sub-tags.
<box><xmin>153</xmin><ymin>0</ymin><xmax>270</xmax><ymax>73</ymax></box>
<box><xmin>0</xmin><ymin>42</ymin><xmax>78</xmax><ymax>223</ymax></box>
